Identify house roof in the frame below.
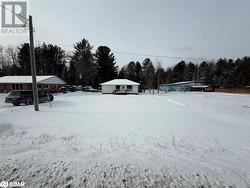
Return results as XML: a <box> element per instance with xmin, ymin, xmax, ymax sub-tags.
<box><xmin>161</xmin><ymin>81</ymin><xmax>195</xmax><ymax>86</ymax></box>
<box><xmin>100</xmin><ymin>79</ymin><xmax>140</xmax><ymax>86</ymax></box>
<box><xmin>191</xmin><ymin>85</ymin><xmax>210</xmax><ymax>88</ymax></box>
<box><xmin>0</xmin><ymin>76</ymin><xmax>66</xmax><ymax>84</ymax></box>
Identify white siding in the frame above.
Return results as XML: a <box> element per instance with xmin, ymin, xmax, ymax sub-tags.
<box><xmin>102</xmin><ymin>85</ymin><xmax>116</xmax><ymax>94</ymax></box>
<box><xmin>101</xmin><ymin>85</ymin><xmax>138</xmax><ymax>94</ymax></box>
<box><xmin>129</xmin><ymin>85</ymin><xmax>138</xmax><ymax>94</ymax></box>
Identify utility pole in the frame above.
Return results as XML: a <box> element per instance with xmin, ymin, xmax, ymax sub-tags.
<box><xmin>29</xmin><ymin>15</ymin><xmax>39</xmax><ymax>111</ymax></box>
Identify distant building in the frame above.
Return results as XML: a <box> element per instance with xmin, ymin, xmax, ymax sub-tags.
<box><xmin>160</xmin><ymin>81</ymin><xmax>211</xmax><ymax>92</ymax></box>
<box><xmin>100</xmin><ymin>79</ymin><xmax>140</xmax><ymax>94</ymax></box>
<box><xmin>0</xmin><ymin>76</ymin><xmax>66</xmax><ymax>93</ymax></box>
<box><xmin>191</xmin><ymin>85</ymin><xmax>213</xmax><ymax>92</ymax></box>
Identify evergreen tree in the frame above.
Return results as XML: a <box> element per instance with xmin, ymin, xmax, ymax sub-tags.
<box><xmin>71</xmin><ymin>39</ymin><xmax>97</xmax><ymax>86</ymax></box>
<box><xmin>165</xmin><ymin>68</ymin><xmax>173</xmax><ymax>83</ymax></box>
<box><xmin>118</xmin><ymin>67</ymin><xmax>126</xmax><ymax>79</ymax></box>
<box><xmin>234</xmin><ymin>57</ymin><xmax>250</xmax><ymax>87</ymax></box>
<box><xmin>193</xmin><ymin>64</ymin><xmax>199</xmax><ymax>81</ymax></box>
<box><xmin>17</xmin><ymin>43</ymin><xmax>31</xmax><ymax>75</ymax></box>
<box><xmin>214</xmin><ymin>58</ymin><xmax>228</xmax><ymax>87</ymax></box>
<box><xmin>95</xmin><ymin>46</ymin><xmax>118</xmax><ymax>84</ymax></box>
<box><xmin>17</xmin><ymin>43</ymin><xmax>67</xmax><ymax>77</ymax></box>
<box><xmin>184</xmin><ymin>62</ymin><xmax>195</xmax><ymax>81</ymax></box>
<box><xmin>172</xmin><ymin>60</ymin><xmax>186</xmax><ymax>82</ymax></box>
<box><xmin>68</xmin><ymin>61</ymin><xmax>78</xmax><ymax>84</ymax></box>
<box><xmin>198</xmin><ymin>61</ymin><xmax>209</xmax><ymax>84</ymax></box>
<box><xmin>206</xmin><ymin>62</ymin><xmax>216</xmax><ymax>85</ymax></box>
<box><xmin>126</xmin><ymin>61</ymin><xmax>136</xmax><ymax>81</ymax></box>
<box><xmin>134</xmin><ymin>61</ymin><xmax>142</xmax><ymax>83</ymax></box>
<box><xmin>142</xmin><ymin>58</ymin><xmax>155</xmax><ymax>90</ymax></box>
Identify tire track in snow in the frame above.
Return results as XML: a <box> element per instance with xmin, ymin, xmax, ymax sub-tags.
<box><xmin>156</xmin><ymin>96</ymin><xmax>186</xmax><ymax>107</ymax></box>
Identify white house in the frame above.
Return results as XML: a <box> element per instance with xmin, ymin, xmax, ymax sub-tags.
<box><xmin>100</xmin><ymin>79</ymin><xmax>140</xmax><ymax>94</ymax></box>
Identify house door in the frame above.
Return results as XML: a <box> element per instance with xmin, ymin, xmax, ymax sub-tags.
<box><xmin>116</xmin><ymin>85</ymin><xmax>120</xmax><ymax>90</ymax></box>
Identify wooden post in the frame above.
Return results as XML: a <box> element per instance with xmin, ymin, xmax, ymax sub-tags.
<box><xmin>29</xmin><ymin>15</ymin><xmax>39</xmax><ymax>111</ymax></box>
<box><xmin>47</xmin><ymin>93</ymin><xmax>52</xmax><ymax>108</ymax></box>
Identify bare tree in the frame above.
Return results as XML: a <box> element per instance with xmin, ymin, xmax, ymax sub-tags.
<box><xmin>5</xmin><ymin>45</ymin><xmax>18</xmax><ymax>66</ymax></box>
<box><xmin>155</xmin><ymin>60</ymin><xmax>165</xmax><ymax>92</ymax></box>
<box><xmin>0</xmin><ymin>45</ymin><xmax>6</xmax><ymax>67</ymax></box>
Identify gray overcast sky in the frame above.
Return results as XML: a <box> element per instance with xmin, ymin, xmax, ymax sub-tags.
<box><xmin>0</xmin><ymin>0</ymin><xmax>250</xmax><ymax>68</ymax></box>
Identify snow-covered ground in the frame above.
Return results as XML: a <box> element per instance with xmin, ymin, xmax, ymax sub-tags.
<box><xmin>0</xmin><ymin>91</ymin><xmax>250</xmax><ymax>188</ymax></box>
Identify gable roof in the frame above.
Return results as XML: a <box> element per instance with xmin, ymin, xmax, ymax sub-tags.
<box><xmin>100</xmin><ymin>79</ymin><xmax>140</xmax><ymax>86</ymax></box>
<box><xmin>0</xmin><ymin>76</ymin><xmax>66</xmax><ymax>84</ymax></box>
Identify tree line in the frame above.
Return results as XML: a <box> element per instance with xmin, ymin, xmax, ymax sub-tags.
<box><xmin>0</xmin><ymin>38</ymin><xmax>250</xmax><ymax>89</ymax></box>
<box><xmin>119</xmin><ymin>57</ymin><xmax>250</xmax><ymax>90</ymax></box>
<box><xmin>0</xmin><ymin>39</ymin><xmax>118</xmax><ymax>88</ymax></box>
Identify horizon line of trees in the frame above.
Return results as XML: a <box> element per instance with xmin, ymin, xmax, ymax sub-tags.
<box><xmin>0</xmin><ymin>38</ymin><xmax>250</xmax><ymax>89</ymax></box>
<box><xmin>119</xmin><ymin>57</ymin><xmax>250</xmax><ymax>90</ymax></box>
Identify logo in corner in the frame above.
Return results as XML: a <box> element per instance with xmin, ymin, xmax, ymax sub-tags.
<box><xmin>1</xmin><ymin>0</ymin><xmax>29</xmax><ymax>34</ymax></box>
<box><xmin>0</xmin><ymin>181</ymin><xmax>8</xmax><ymax>188</ymax></box>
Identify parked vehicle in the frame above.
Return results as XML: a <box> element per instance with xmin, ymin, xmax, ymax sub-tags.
<box><xmin>59</xmin><ymin>85</ymin><xmax>77</xmax><ymax>93</ymax></box>
<box><xmin>75</xmin><ymin>85</ymin><xmax>83</xmax><ymax>91</ymax></box>
<box><xmin>59</xmin><ymin>86</ymin><xmax>68</xmax><ymax>93</ymax></box>
<box><xmin>67</xmin><ymin>85</ymin><xmax>77</xmax><ymax>92</ymax></box>
<box><xmin>5</xmin><ymin>90</ymin><xmax>54</xmax><ymax>106</ymax></box>
<box><xmin>82</xmin><ymin>86</ymin><xmax>99</xmax><ymax>92</ymax></box>
<box><xmin>82</xmin><ymin>86</ymin><xmax>93</xmax><ymax>91</ymax></box>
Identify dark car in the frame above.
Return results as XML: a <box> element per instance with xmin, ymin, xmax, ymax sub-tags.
<box><xmin>5</xmin><ymin>90</ymin><xmax>54</xmax><ymax>106</ymax></box>
<box><xmin>59</xmin><ymin>85</ymin><xmax>77</xmax><ymax>93</ymax></box>
<box><xmin>82</xmin><ymin>86</ymin><xmax>100</xmax><ymax>92</ymax></box>
<box><xmin>58</xmin><ymin>86</ymin><xmax>68</xmax><ymax>93</ymax></box>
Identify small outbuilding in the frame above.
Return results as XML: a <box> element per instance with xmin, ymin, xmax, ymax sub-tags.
<box><xmin>100</xmin><ymin>79</ymin><xmax>140</xmax><ymax>94</ymax></box>
<box><xmin>0</xmin><ymin>75</ymin><xmax>66</xmax><ymax>93</ymax></box>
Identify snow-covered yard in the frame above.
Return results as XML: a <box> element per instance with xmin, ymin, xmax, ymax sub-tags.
<box><xmin>0</xmin><ymin>92</ymin><xmax>250</xmax><ymax>188</ymax></box>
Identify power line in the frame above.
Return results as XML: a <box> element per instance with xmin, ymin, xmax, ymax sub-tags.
<box><xmin>33</xmin><ymin>40</ymin><xmax>213</xmax><ymax>61</ymax></box>
<box><xmin>16</xmin><ymin>39</ymin><xmax>214</xmax><ymax>61</ymax></box>
<box><xmin>33</xmin><ymin>39</ymin><xmax>214</xmax><ymax>61</ymax></box>
<box><xmin>35</xmin><ymin>40</ymin><xmax>74</xmax><ymax>48</ymax></box>
<box><xmin>112</xmin><ymin>51</ymin><xmax>213</xmax><ymax>61</ymax></box>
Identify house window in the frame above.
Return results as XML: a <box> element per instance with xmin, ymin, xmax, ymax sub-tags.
<box><xmin>11</xmin><ymin>84</ymin><xmax>23</xmax><ymax>90</ymax></box>
<box><xmin>127</xmin><ymin>85</ymin><xmax>132</xmax><ymax>91</ymax></box>
<box><xmin>116</xmin><ymin>85</ymin><xmax>120</xmax><ymax>90</ymax></box>
<box><xmin>44</xmin><ymin>84</ymin><xmax>49</xmax><ymax>89</ymax></box>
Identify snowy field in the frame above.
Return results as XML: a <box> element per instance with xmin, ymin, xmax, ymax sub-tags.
<box><xmin>0</xmin><ymin>91</ymin><xmax>250</xmax><ymax>188</ymax></box>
